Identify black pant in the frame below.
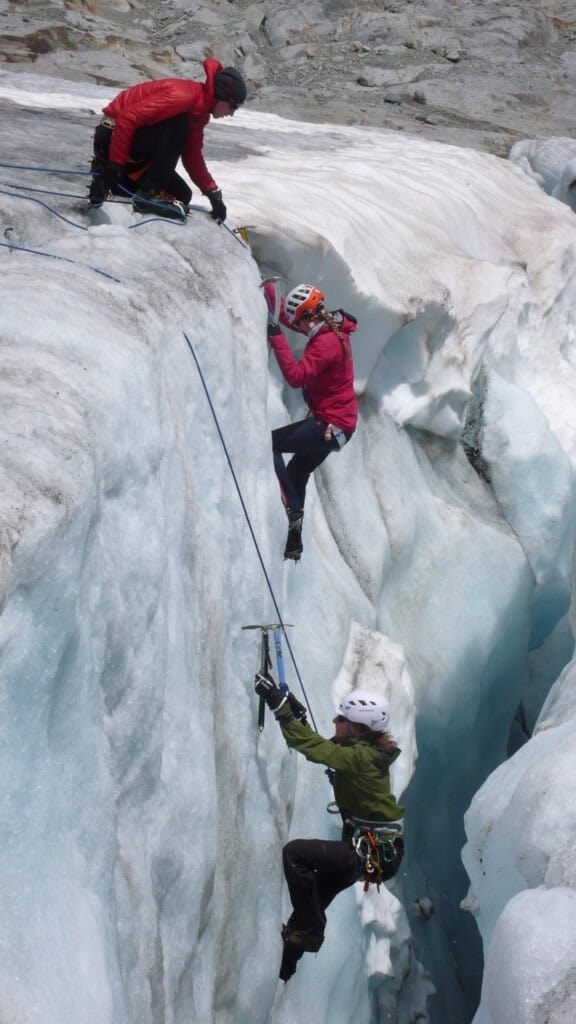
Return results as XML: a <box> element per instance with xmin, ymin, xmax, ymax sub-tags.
<box><xmin>272</xmin><ymin>418</ymin><xmax>351</xmax><ymax>512</ymax></box>
<box><xmin>92</xmin><ymin>113</ymin><xmax>192</xmax><ymax>203</ymax></box>
<box><xmin>282</xmin><ymin>838</ymin><xmax>364</xmax><ymax>934</ymax></box>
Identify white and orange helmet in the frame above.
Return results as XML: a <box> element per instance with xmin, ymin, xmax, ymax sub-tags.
<box><xmin>285</xmin><ymin>283</ymin><xmax>325</xmax><ymax>326</ymax></box>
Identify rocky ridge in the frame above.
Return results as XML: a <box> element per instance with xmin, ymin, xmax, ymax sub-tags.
<box><xmin>0</xmin><ymin>2</ymin><xmax>575</xmax><ymax>154</ymax></box>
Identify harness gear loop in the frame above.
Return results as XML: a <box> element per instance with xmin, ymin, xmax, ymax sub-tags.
<box><xmin>347</xmin><ymin>816</ymin><xmax>404</xmax><ymax>893</ymax></box>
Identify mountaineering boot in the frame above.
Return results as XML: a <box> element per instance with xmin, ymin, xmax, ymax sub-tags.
<box><xmin>283</xmin><ymin>926</ymin><xmax>324</xmax><ymax>953</ymax></box>
<box><xmin>284</xmin><ymin>509</ymin><xmax>304</xmax><ymax>561</ymax></box>
<box><xmin>88</xmin><ymin>158</ymin><xmax>110</xmax><ymax>207</ymax></box>
<box><xmin>132</xmin><ymin>188</ymin><xmax>188</xmax><ymax>220</ymax></box>
<box><xmin>279</xmin><ymin>920</ymin><xmax>305</xmax><ymax>982</ymax></box>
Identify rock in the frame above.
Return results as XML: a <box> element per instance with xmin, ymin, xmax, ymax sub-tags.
<box><xmin>413</xmin><ymin>897</ymin><xmax>435</xmax><ymax>921</ymax></box>
<box><xmin>175</xmin><ymin>41</ymin><xmax>210</xmax><ymax>62</ymax></box>
<box><xmin>0</xmin><ymin>0</ymin><xmax>574</xmax><ymax>154</ymax></box>
<box><xmin>243</xmin><ymin>50</ymin><xmax>267</xmax><ymax>86</ymax></box>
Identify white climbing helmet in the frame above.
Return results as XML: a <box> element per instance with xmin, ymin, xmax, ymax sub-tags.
<box><xmin>285</xmin><ymin>283</ymin><xmax>325</xmax><ymax>326</ymax></box>
<box><xmin>337</xmin><ymin>689</ymin><xmax>390</xmax><ymax>732</ymax></box>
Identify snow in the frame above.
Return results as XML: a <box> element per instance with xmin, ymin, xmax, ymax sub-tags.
<box><xmin>1</xmin><ymin>69</ymin><xmax>576</xmax><ymax>1024</ymax></box>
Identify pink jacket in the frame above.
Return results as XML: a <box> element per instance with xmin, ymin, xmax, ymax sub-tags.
<box><xmin>268</xmin><ymin>302</ymin><xmax>358</xmax><ymax>432</ymax></box>
<box><xmin>103</xmin><ymin>58</ymin><xmax>221</xmax><ymax>192</ymax></box>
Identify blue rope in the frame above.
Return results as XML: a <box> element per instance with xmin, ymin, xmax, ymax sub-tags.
<box><xmin>0</xmin><ymin>188</ymin><xmax>89</xmax><ymax>231</ymax></box>
<box><xmin>116</xmin><ymin>183</ymin><xmax>188</xmax><ymax>226</ymax></box>
<box><xmin>0</xmin><ymin>163</ymin><xmax>304</xmax><ymax>712</ymax></box>
<box><xmin>0</xmin><ymin>161</ymin><xmax>92</xmax><ymax>175</ymax></box>
<box><xmin>0</xmin><ymin>180</ymin><xmax>133</xmax><ymax>203</ymax></box>
<box><xmin>0</xmin><ymin>239</ymin><xmax>121</xmax><ymax>282</ymax></box>
<box><xmin>0</xmin><ymin>181</ymin><xmax>87</xmax><ymax>200</ymax></box>
<box><xmin>0</xmin><ymin>163</ymin><xmax>250</xmax><ymax>247</ymax></box>
<box><xmin>182</xmin><ymin>330</ymin><xmax>316</xmax><ymax>728</ymax></box>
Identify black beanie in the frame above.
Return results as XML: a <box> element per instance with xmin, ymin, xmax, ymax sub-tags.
<box><xmin>213</xmin><ymin>67</ymin><xmax>247</xmax><ymax>105</ymax></box>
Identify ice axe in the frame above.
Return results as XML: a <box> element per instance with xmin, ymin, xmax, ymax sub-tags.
<box><xmin>242</xmin><ymin>622</ymin><xmax>293</xmax><ymax>731</ymax></box>
<box><xmin>259</xmin><ymin>275</ymin><xmax>283</xmax><ymax>325</ymax></box>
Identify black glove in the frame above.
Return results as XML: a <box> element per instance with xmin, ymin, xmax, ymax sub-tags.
<box><xmin>286</xmin><ymin>692</ymin><xmax>307</xmax><ymax>723</ymax></box>
<box><xmin>267</xmin><ymin>321</ymin><xmax>281</xmax><ymax>338</ymax></box>
<box><xmin>254</xmin><ymin>672</ymin><xmax>286</xmax><ymax>711</ymax></box>
<box><xmin>101</xmin><ymin>161</ymin><xmax>124</xmax><ymax>187</ymax></box>
<box><xmin>206</xmin><ymin>188</ymin><xmax>227</xmax><ymax>221</ymax></box>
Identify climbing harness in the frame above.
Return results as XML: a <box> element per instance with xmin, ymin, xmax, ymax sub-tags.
<box><xmin>346</xmin><ymin>814</ymin><xmax>404</xmax><ymax>892</ymax></box>
<box><xmin>323</xmin><ymin>423</ymin><xmax>347</xmax><ymax>448</ymax></box>
<box><xmin>242</xmin><ymin>623</ymin><xmax>291</xmax><ymax>731</ymax></box>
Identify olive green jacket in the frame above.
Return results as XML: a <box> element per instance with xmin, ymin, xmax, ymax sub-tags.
<box><xmin>276</xmin><ymin>702</ymin><xmax>404</xmax><ymax>823</ymax></box>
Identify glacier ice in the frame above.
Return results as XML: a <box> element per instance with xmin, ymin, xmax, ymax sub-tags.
<box><xmin>0</xmin><ymin>74</ymin><xmax>576</xmax><ymax>1023</ymax></box>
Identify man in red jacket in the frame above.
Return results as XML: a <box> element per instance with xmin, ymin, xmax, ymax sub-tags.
<box><xmin>88</xmin><ymin>59</ymin><xmax>246</xmax><ymax>219</ymax></box>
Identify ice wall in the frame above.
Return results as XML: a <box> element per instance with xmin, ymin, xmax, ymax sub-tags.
<box><xmin>1</xmin><ymin>91</ymin><xmax>576</xmax><ymax>1024</ymax></box>
<box><xmin>463</xmin><ymin>655</ymin><xmax>576</xmax><ymax>1024</ymax></box>
<box><xmin>510</xmin><ymin>137</ymin><xmax>576</xmax><ymax>213</ymax></box>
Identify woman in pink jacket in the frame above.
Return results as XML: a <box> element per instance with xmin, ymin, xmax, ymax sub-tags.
<box><xmin>89</xmin><ymin>59</ymin><xmax>246</xmax><ymax>218</ymax></box>
<box><xmin>265</xmin><ymin>282</ymin><xmax>358</xmax><ymax>561</ymax></box>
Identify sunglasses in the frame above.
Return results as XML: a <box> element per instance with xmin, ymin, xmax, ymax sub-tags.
<box><xmin>298</xmin><ymin>302</ymin><xmax>324</xmax><ymax>324</ymax></box>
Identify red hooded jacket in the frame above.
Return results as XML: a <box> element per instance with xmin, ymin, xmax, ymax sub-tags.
<box><xmin>103</xmin><ymin>58</ymin><xmax>221</xmax><ymax>192</ymax></box>
<box><xmin>268</xmin><ymin>299</ymin><xmax>358</xmax><ymax>432</ymax></box>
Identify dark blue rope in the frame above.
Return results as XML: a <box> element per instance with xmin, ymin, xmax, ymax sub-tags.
<box><xmin>182</xmin><ymin>330</ymin><xmax>316</xmax><ymax>728</ymax></box>
<box><xmin>0</xmin><ymin>188</ymin><xmax>89</xmax><ymax>231</ymax></box>
<box><xmin>0</xmin><ymin>181</ymin><xmax>89</xmax><ymax>200</ymax></box>
<box><xmin>0</xmin><ymin>161</ymin><xmax>92</xmax><ymax>175</ymax></box>
<box><xmin>115</xmin><ymin>183</ymin><xmax>188</xmax><ymax>226</ymax></box>
<box><xmin>0</xmin><ymin>163</ymin><xmax>306</xmax><ymax>713</ymax></box>
<box><xmin>0</xmin><ymin>160</ymin><xmax>250</xmax><ymax>247</ymax></box>
<box><xmin>0</xmin><ymin>180</ymin><xmax>133</xmax><ymax>203</ymax></box>
<box><xmin>0</xmin><ymin>240</ymin><xmax>121</xmax><ymax>282</ymax></box>
<box><xmin>219</xmin><ymin>218</ymin><xmax>250</xmax><ymax>250</ymax></box>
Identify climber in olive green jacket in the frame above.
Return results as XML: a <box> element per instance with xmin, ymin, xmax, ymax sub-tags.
<box><xmin>255</xmin><ymin>673</ymin><xmax>404</xmax><ymax>979</ymax></box>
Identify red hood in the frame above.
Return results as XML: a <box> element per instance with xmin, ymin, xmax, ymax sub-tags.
<box><xmin>337</xmin><ymin>314</ymin><xmax>357</xmax><ymax>335</ymax></box>
<box><xmin>314</xmin><ymin>314</ymin><xmax>357</xmax><ymax>339</ymax></box>
<box><xmin>202</xmin><ymin>57</ymin><xmax>223</xmax><ymax>110</ymax></box>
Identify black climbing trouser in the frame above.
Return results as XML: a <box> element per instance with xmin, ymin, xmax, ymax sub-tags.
<box><xmin>272</xmin><ymin>418</ymin><xmax>352</xmax><ymax>512</ymax></box>
<box><xmin>92</xmin><ymin>113</ymin><xmax>192</xmax><ymax>203</ymax></box>
<box><xmin>282</xmin><ymin>838</ymin><xmax>364</xmax><ymax>935</ymax></box>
